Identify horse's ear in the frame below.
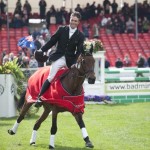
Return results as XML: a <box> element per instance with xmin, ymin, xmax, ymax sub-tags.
<box><xmin>77</xmin><ymin>54</ymin><xmax>83</xmax><ymax>63</ymax></box>
<box><xmin>89</xmin><ymin>45</ymin><xmax>93</xmax><ymax>54</ymax></box>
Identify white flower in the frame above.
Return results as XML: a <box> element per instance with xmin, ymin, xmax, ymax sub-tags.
<box><xmin>83</xmin><ymin>39</ymin><xmax>104</xmax><ymax>53</ymax></box>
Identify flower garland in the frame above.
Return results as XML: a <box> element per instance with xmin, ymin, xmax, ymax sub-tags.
<box><xmin>84</xmin><ymin>39</ymin><xmax>105</xmax><ymax>53</ymax></box>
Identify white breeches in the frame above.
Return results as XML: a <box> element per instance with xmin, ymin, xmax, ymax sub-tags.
<box><xmin>47</xmin><ymin>56</ymin><xmax>67</xmax><ymax>82</ymax></box>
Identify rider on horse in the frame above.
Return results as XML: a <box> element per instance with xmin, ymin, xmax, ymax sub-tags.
<box><xmin>34</xmin><ymin>11</ymin><xmax>85</xmax><ymax>107</ymax></box>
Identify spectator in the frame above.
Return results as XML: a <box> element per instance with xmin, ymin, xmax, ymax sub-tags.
<box><xmin>101</xmin><ymin>15</ymin><xmax>109</xmax><ymax>27</ymax></box>
<box><xmin>82</xmin><ymin>21</ymin><xmax>90</xmax><ymax>39</ymax></box>
<box><xmin>112</xmin><ymin>18</ymin><xmax>120</xmax><ymax>34</ymax></box>
<box><xmin>29</xmin><ymin>55</ymin><xmax>38</xmax><ymax>68</ymax></box>
<box><xmin>115</xmin><ymin>57</ymin><xmax>123</xmax><ymax>68</ymax></box>
<box><xmin>33</xmin><ymin>36</ymin><xmax>43</xmax><ymax>68</ymax></box>
<box><xmin>12</xmin><ymin>14</ymin><xmax>24</xmax><ymax>28</ymax></box>
<box><xmin>38</xmin><ymin>35</ymin><xmax>45</xmax><ymax>47</ymax></box>
<box><xmin>1</xmin><ymin>50</ymin><xmax>6</xmax><ymax>64</ymax></box>
<box><xmin>96</xmin><ymin>4</ymin><xmax>103</xmax><ymax>16</ymax></box>
<box><xmin>22</xmin><ymin>0</ymin><xmax>32</xmax><ymax>26</ymax></box>
<box><xmin>34</xmin><ymin>36</ymin><xmax>42</xmax><ymax>50</ymax></box>
<box><xmin>142</xmin><ymin>17</ymin><xmax>150</xmax><ymax>33</ymax></box>
<box><xmin>55</xmin><ymin>8</ymin><xmax>63</xmax><ymax>25</ymax></box>
<box><xmin>105</xmin><ymin>57</ymin><xmax>110</xmax><ymax>68</ymax></box>
<box><xmin>136</xmin><ymin>53</ymin><xmax>146</xmax><ymax>77</ymax></box>
<box><xmin>50</xmin><ymin>14</ymin><xmax>56</xmax><ymax>25</ymax></box>
<box><xmin>121</xmin><ymin>2</ymin><xmax>130</xmax><ymax>21</ymax></box>
<box><xmin>0</xmin><ymin>16</ymin><xmax>2</xmax><ymax>30</ymax></box>
<box><xmin>40</xmin><ymin>24</ymin><xmax>50</xmax><ymax>39</ymax></box>
<box><xmin>138</xmin><ymin>17</ymin><xmax>143</xmax><ymax>33</ymax></box>
<box><xmin>75</xmin><ymin>4</ymin><xmax>82</xmax><ymax>15</ymax></box>
<box><xmin>84</xmin><ymin>3</ymin><xmax>91</xmax><ymax>20</ymax></box>
<box><xmin>118</xmin><ymin>15</ymin><xmax>126</xmax><ymax>33</ymax></box>
<box><xmin>123</xmin><ymin>54</ymin><xmax>131</xmax><ymax>67</ymax></box>
<box><xmin>8</xmin><ymin>52</ymin><xmax>15</xmax><ymax>62</ymax></box>
<box><xmin>99</xmin><ymin>57</ymin><xmax>110</xmax><ymax>68</ymax></box>
<box><xmin>90</xmin><ymin>1</ymin><xmax>96</xmax><ymax>18</ymax></box>
<box><xmin>23</xmin><ymin>0</ymin><xmax>32</xmax><ymax>17</ymax></box>
<box><xmin>136</xmin><ymin>53</ymin><xmax>145</xmax><ymax>68</ymax></box>
<box><xmin>126</xmin><ymin>17</ymin><xmax>135</xmax><ymax>33</ymax></box>
<box><xmin>0</xmin><ymin>0</ymin><xmax>6</xmax><ymax>14</ymax></box>
<box><xmin>14</xmin><ymin>0</ymin><xmax>22</xmax><ymax>15</ymax></box>
<box><xmin>147</xmin><ymin>56</ymin><xmax>150</xmax><ymax>67</ymax></box>
<box><xmin>92</xmin><ymin>23</ymin><xmax>100</xmax><ymax>39</ymax></box>
<box><xmin>103</xmin><ymin>0</ymin><xmax>111</xmax><ymax>15</ymax></box>
<box><xmin>46</xmin><ymin>5</ymin><xmax>56</xmax><ymax>27</ymax></box>
<box><xmin>16</xmin><ymin>52</ymin><xmax>23</xmax><ymax>66</ymax></box>
<box><xmin>32</xmin><ymin>28</ymin><xmax>41</xmax><ymax>40</ymax></box>
<box><xmin>111</xmin><ymin>0</ymin><xmax>118</xmax><ymax>14</ymax></box>
<box><xmin>105</xmin><ymin>18</ymin><xmax>113</xmax><ymax>34</ymax></box>
<box><xmin>22</xmin><ymin>56</ymin><xmax>30</xmax><ymax>68</ymax></box>
<box><xmin>2</xmin><ymin>55</ymin><xmax>9</xmax><ymax>64</ymax></box>
<box><xmin>44</xmin><ymin>33</ymin><xmax>51</xmax><ymax>43</ymax></box>
<box><xmin>22</xmin><ymin>7</ymin><xmax>29</xmax><ymax>24</ymax></box>
<box><xmin>39</xmin><ymin>0</ymin><xmax>47</xmax><ymax>19</ymax></box>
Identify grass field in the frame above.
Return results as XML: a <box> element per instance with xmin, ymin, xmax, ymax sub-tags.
<box><xmin>0</xmin><ymin>102</ymin><xmax>150</xmax><ymax>150</ymax></box>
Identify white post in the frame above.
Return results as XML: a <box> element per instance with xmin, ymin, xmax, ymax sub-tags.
<box><xmin>93</xmin><ymin>51</ymin><xmax>105</xmax><ymax>95</ymax></box>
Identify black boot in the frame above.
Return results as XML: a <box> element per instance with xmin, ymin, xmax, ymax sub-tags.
<box><xmin>34</xmin><ymin>79</ymin><xmax>50</xmax><ymax>108</ymax></box>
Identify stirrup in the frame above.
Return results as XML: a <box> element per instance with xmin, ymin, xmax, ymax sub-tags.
<box><xmin>34</xmin><ymin>98</ymin><xmax>43</xmax><ymax>108</ymax></box>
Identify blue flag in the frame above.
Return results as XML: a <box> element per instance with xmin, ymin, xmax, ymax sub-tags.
<box><xmin>18</xmin><ymin>35</ymin><xmax>35</xmax><ymax>50</ymax></box>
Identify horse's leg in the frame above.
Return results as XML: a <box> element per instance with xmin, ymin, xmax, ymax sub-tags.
<box><xmin>8</xmin><ymin>101</ymin><xmax>33</xmax><ymax>135</ymax></box>
<box><xmin>17</xmin><ymin>90</ymin><xmax>26</xmax><ymax>111</ymax></box>
<box><xmin>49</xmin><ymin>108</ymin><xmax>58</xmax><ymax>150</ymax></box>
<box><xmin>30</xmin><ymin>103</ymin><xmax>51</xmax><ymax>145</ymax></box>
<box><xmin>74</xmin><ymin>113</ymin><xmax>94</xmax><ymax>148</ymax></box>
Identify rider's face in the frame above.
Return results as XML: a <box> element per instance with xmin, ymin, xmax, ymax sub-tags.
<box><xmin>69</xmin><ymin>16</ymin><xmax>80</xmax><ymax>29</ymax></box>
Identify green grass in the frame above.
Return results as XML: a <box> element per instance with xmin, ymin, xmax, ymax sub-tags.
<box><xmin>0</xmin><ymin>103</ymin><xmax>150</xmax><ymax>150</ymax></box>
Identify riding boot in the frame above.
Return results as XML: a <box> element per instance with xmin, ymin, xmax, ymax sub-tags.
<box><xmin>34</xmin><ymin>79</ymin><xmax>50</xmax><ymax>108</ymax></box>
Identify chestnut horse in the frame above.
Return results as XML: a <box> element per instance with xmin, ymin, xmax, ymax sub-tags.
<box><xmin>8</xmin><ymin>52</ymin><xmax>96</xmax><ymax>149</ymax></box>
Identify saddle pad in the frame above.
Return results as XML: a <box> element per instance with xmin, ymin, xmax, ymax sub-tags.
<box><xmin>26</xmin><ymin>66</ymin><xmax>85</xmax><ymax>113</ymax></box>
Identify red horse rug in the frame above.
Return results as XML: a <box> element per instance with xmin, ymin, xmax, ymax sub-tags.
<box><xmin>26</xmin><ymin>66</ymin><xmax>85</xmax><ymax>113</ymax></box>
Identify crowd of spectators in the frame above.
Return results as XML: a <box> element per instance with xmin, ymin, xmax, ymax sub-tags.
<box><xmin>99</xmin><ymin>52</ymin><xmax>150</xmax><ymax>69</ymax></box>
<box><xmin>0</xmin><ymin>0</ymin><xmax>150</xmax><ymax>69</ymax></box>
<box><xmin>0</xmin><ymin>23</ymin><xmax>51</xmax><ymax>68</ymax></box>
<box><xmin>1</xmin><ymin>48</ymin><xmax>39</xmax><ymax>69</ymax></box>
<box><xmin>0</xmin><ymin>0</ymin><xmax>32</xmax><ymax>28</ymax></box>
<box><xmin>0</xmin><ymin>0</ymin><xmax>150</xmax><ymax>32</ymax></box>
<box><xmin>112</xmin><ymin>53</ymin><xmax>150</xmax><ymax>68</ymax></box>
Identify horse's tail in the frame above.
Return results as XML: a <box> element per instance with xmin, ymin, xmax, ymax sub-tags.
<box><xmin>17</xmin><ymin>90</ymin><xmax>26</xmax><ymax>111</ymax></box>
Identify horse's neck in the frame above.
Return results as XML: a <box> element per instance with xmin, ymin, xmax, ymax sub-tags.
<box><xmin>61</xmin><ymin>67</ymin><xmax>85</xmax><ymax>95</ymax></box>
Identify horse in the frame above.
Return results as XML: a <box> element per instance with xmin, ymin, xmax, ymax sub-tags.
<box><xmin>8</xmin><ymin>51</ymin><xmax>96</xmax><ymax>149</ymax></box>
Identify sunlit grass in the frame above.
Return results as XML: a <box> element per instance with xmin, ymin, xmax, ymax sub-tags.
<box><xmin>0</xmin><ymin>103</ymin><xmax>150</xmax><ymax>150</ymax></box>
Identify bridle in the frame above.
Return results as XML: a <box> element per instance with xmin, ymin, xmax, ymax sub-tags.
<box><xmin>75</xmin><ymin>54</ymin><xmax>94</xmax><ymax>78</ymax></box>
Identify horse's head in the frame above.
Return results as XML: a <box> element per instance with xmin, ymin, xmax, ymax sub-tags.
<box><xmin>76</xmin><ymin>52</ymin><xmax>96</xmax><ymax>84</ymax></box>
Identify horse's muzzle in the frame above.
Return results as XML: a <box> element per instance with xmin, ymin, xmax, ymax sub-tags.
<box><xmin>88</xmin><ymin>77</ymin><xmax>96</xmax><ymax>84</ymax></box>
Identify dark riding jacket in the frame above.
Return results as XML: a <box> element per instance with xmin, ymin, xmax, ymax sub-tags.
<box><xmin>41</xmin><ymin>25</ymin><xmax>85</xmax><ymax>68</ymax></box>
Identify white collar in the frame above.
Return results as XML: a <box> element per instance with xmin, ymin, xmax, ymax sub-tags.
<box><xmin>69</xmin><ymin>25</ymin><xmax>77</xmax><ymax>33</ymax></box>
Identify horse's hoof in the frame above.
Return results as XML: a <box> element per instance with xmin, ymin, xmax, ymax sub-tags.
<box><xmin>85</xmin><ymin>141</ymin><xmax>94</xmax><ymax>148</ymax></box>
<box><xmin>49</xmin><ymin>145</ymin><xmax>55</xmax><ymax>149</ymax></box>
<box><xmin>30</xmin><ymin>142</ymin><xmax>36</xmax><ymax>146</ymax></box>
<box><xmin>8</xmin><ymin>129</ymin><xmax>15</xmax><ymax>135</ymax></box>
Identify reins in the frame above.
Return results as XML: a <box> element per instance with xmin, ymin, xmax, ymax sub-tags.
<box><xmin>75</xmin><ymin>54</ymin><xmax>94</xmax><ymax>78</ymax></box>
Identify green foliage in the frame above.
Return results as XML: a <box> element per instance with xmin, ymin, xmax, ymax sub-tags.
<box><xmin>0</xmin><ymin>59</ymin><xmax>25</xmax><ymax>95</ymax></box>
